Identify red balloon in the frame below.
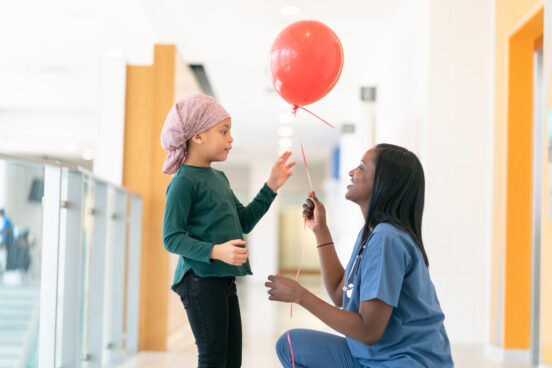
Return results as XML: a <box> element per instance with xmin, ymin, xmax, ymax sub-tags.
<box><xmin>269</xmin><ymin>20</ymin><xmax>344</xmax><ymax>107</ymax></box>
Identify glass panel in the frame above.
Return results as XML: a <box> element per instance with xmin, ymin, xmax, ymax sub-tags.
<box><xmin>0</xmin><ymin>158</ymin><xmax>44</xmax><ymax>367</ymax></box>
<box><xmin>78</xmin><ymin>174</ymin><xmax>94</xmax><ymax>366</ymax></box>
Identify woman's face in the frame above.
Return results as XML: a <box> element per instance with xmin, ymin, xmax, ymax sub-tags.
<box><xmin>345</xmin><ymin>148</ymin><xmax>377</xmax><ymax>207</ymax></box>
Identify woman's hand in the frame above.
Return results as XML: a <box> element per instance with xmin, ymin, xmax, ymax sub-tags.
<box><xmin>302</xmin><ymin>191</ymin><xmax>328</xmax><ymax>234</ymax></box>
<box><xmin>265</xmin><ymin>274</ymin><xmax>306</xmax><ymax>303</ymax></box>
<box><xmin>266</xmin><ymin>151</ymin><xmax>296</xmax><ymax>193</ymax></box>
<box><xmin>210</xmin><ymin>239</ymin><xmax>248</xmax><ymax>266</ymax></box>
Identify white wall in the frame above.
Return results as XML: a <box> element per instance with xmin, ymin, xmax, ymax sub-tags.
<box><xmin>367</xmin><ymin>0</ymin><xmax>494</xmax><ymax>344</ymax></box>
<box><xmin>0</xmin><ymin>0</ymin><xmax>156</xmax><ymax>167</ymax></box>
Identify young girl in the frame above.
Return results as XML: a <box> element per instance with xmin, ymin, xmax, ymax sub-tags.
<box><xmin>265</xmin><ymin>144</ymin><xmax>453</xmax><ymax>367</ymax></box>
<box><xmin>161</xmin><ymin>93</ymin><xmax>295</xmax><ymax>368</ymax></box>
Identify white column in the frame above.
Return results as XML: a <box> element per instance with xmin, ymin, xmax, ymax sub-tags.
<box><xmin>93</xmin><ymin>50</ymin><xmax>127</xmax><ymax>186</ymax></box>
<box><xmin>247</xmin><ymin>158</ymin><xmax>278</xmax><ymax>283</ymax></box>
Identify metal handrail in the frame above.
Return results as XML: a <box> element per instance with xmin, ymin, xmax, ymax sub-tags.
<box><xmin>0</xmin><ymin>152</ymin><xmax>139</xmax><ymax>196</ymax></box>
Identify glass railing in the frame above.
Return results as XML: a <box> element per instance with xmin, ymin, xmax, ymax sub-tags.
<box><xmin>0</xmin><ymin>153</ymin><xmax>142</xmax><ymax>368</ymax></box>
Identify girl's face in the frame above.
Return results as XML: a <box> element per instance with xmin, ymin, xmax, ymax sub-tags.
<box><xmin>345</xmin><ymin>148</ymin><xmax>377</xmax><ymax>207</ymax></box>
<box><xmin>200</xmin><ymin>118</ymin><xmax>234</xmax><ymax>162</ymax></box>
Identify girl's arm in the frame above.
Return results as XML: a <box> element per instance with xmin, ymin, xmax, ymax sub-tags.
<box><xmin>230</xmin><ymin>151</ymin><xmax>295</xmax><ymax>233</ymax></box>
<box><xmin>230</xmin><ymin>185</ymin><xmax>276</xmax><ymax>234</ymax></box>
<box><xmin>303</xmin><ymin>193</ymin><xmax>345</xmax><ymax>307</ymax></box>
<box><xmin>265</xmin><ymin>275</ymin><xmax>393</xmax><ymax>346</ymax></box>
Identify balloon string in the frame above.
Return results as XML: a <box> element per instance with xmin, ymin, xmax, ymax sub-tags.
<box><xmin>300</xmin><ymin>139</ymin><xmax>313</xmax><ymax>192</ymax></box>
<box><xmin>289</xmin><ymin>222</ymin><xmax>307</xmax><ymax>318</ymax></box>
<box><xmin>287</xmin><ymin>331</ymin><xmax>296</xmax><ymax>368</ymax></box>
<box><xmin>287</xmin><ymin>111</ymin><xmax>312</xmax><ymax>368</ymax></box>
<box><xmin>292</xmin><ymin>105</ymin><xmax>335</xmax><ymax>128</ymax></box>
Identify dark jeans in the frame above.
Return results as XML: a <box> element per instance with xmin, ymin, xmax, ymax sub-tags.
<box><xmin>174</xmin><ymin>270</ymin><xmax>242</xmax><ymax>368</ymax></box>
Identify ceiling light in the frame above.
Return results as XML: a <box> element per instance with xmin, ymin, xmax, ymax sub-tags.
<box><xmin>65</xmin><ymin>142</ymin><xmax>78</xmax><ymax>152</ymax></box>
<box><xmin>280</xmin><ymin>6</ymin><xmax>301</xmax><ymax>16</ymax></box>
<box><xmin>278</xmin><ymin>126</ymin><xmax>293</xmax><ymax>137</ymax></box>
<box><xmin>82</xmin><ymin>150</ymin><xmax>94</xmax><ymax>161</ymax></box>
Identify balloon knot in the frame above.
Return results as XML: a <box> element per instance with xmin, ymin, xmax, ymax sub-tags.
<box><xmin>291</xmin><ymin>105</ymin><xmax>299</xmax><ymax>116</ymax></box>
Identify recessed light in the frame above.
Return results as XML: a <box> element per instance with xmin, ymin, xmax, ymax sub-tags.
<box><xmin>82</xmin><ymin>150</ymin><xmax>94</xmax><ymax>161</ymax></box>
<box><xmin>278</xmin><ymin>126</ymin><xmax>294</xmax><ymax>137</ymax></box>
<box><xmin>65</xmin><ymin>142</ymin><xmax>78</xmax><ymax>152</ymax></box>
<box><xmin>280</xmin><ymin>6</ymin><xmax>301</xmax><ymax>16</ymax></box>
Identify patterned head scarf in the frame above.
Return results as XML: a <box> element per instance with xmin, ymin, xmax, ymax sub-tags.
<box><xmin>160</xmin><ymin>93</ymin><xmax>230</xmax><ymax>174</ymax></box>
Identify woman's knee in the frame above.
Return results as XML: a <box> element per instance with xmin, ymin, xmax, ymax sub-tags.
<box><xmin>275</xmin><ymin>330</ymin><xmax>291</xmax><ymax>360</ymax></box>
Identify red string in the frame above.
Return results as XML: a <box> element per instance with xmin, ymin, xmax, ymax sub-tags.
<box><xmin>287</xmin><ymin>105</ymin><xmax>328</xmax><ymax>368</ymax></box>
<box><xmin>300</xmin><ymin>139</ymin><xmax>313</xmax><ymax>192</ymax></box>
<box><xmin>293</xmin><ymin>105</ymin><xmax>335</xmax><ymax>128</ymax></box>
<box><xmin>287</xmin><ymin>331</ymin><xmax>296</xmax><ymax>368</ymax></box>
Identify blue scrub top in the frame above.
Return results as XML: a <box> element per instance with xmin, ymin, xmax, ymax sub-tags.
<box><xmin>342</xmin><ymin>223</ymin><xmax>454</xmax><ymax>367</ymax></box>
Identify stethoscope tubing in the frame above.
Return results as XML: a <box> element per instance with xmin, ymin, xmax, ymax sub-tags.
<box><xmin>342</xmin><ymin>243</ymin><xmax>367</xmax><ymax>293</ymax></box>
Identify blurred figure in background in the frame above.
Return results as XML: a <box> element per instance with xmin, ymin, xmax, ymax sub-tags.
<box><xmin>0</xmin><ymin>208</ymin><xmax>14</xmax><ymax>280</ymax></box>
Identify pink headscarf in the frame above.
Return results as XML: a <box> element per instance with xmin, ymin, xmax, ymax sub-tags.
<box><xmin>160</xmin><ymin>94</ymin><xmax>230</xmax><ymax>174</ymax></box>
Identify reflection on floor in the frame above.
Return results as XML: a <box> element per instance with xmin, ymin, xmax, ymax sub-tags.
<box><xmin>116</xmin><ymin>276</ymin><xmax>536</xmax><ymax>368</ymax></box>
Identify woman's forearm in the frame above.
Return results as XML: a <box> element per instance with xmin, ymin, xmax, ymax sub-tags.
<box><xmin>298</xmin><ymin>288</ymin><xmax>375</xmax><ymax>345</ymax></box>
<box><xmin>314</xmin><ymin>226</ymin><xmax>345</xmax><ymax>306</ymax></box>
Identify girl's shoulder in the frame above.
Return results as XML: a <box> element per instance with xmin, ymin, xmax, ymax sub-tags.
<box><xmin>166</xmin><ymin>175</ymin><xmax>195</xmax><ymax>197</ymax></box>
<box><xmin>211</xmin><ymin>168</ymin><xmax>229</xmax><ymax>183</ymax></box>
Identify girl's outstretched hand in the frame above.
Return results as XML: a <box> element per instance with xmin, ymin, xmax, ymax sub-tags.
<box><xmin>302</xmin><ymin>191</ymin><xmax>327</xmax><ymax>234</ymax></box>
<box><xmin>210</xmin><ymin>239</ymin><xmax>248</xmax><ymax>266</ymax></box>
<box><xmin>266</xmin><ymin>151</ymin><xmax>296</xmax><ymax>193</ymax></box>
<box><xmin>265</xmin><ymin>274</ymin><xmax>305</xmax><ymax>303</ymax></box>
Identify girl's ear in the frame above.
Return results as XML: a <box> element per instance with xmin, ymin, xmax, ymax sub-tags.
<box><xmin>190</xmin><ymin>134</ymin><xmax>203</xmax><ymax>145</ymax></box>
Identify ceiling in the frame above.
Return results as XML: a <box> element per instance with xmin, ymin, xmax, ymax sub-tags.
<box><xmin>139</xmin><ymin>0</ymin><xmax>402</xmax><ymax>162</ymax></box>
<box><xmin>0</xmin><ymin>0</ymin><xmax>402</xmax><ymax>166</ymax></box>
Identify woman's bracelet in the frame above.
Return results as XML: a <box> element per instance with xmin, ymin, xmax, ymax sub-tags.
<box><xmin>317</xmin><ymin>241</ymin><xmax>334</xmax><ymax>248</ymax></box>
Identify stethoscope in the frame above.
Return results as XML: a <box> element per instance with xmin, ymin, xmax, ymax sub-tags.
<box><xmin>342</xmin><ymin>242</ymin><xmax>367</xmax><ymax>298</ymax></box>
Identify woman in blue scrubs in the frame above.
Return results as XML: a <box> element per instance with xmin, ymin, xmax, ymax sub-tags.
<box><xmin>265</xmin><ymin>144</ymin><xmax>454</xmax><ymax>367</ymax></box>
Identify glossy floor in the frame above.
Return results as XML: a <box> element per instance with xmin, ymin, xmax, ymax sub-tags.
<box><xmin>116</xmin><ymin>276</ymin><xmax>537</xmax><ymax>368</ymax></box>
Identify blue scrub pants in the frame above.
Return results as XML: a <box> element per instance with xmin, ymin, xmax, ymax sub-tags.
<box><xmin>276</xmin><ymin>329</ymin><xmax>363</xmax><ymax>368</ymax></box>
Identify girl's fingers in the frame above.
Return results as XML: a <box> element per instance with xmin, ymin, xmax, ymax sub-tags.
<box><xmin>281</xmin><ymin>151</ymin><xmax>292</xmax><ymax>159</ymax></box>
<box><xmin>229</xmin><ymin>239</ymin><xmax>246</xmax><ymax>246</ymax></box>
<box><xmin>285</xmin><ymin>161</ymin><xmax>297</xmax><ymax>169</ymax></box>
<box><xmin>277</xmin><ymin>151</ymin><xmax>292</xmax><ymax>163</ymax></box>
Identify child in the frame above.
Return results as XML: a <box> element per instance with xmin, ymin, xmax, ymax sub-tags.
<box><xmin>161</xmin><ymin>93</ymin><xmax>295</xmax><ymax>368</ymax></box>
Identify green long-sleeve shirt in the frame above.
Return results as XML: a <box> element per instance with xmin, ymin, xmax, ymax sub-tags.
<box><xmin>163</xmin><ymin>165</ymin><xmax>277</xmax><ymax>290</ymax></box>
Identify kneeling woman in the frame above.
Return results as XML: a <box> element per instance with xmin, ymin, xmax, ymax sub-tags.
<box><xmin>265</xmin><ymin>144</ymin><xmax>454</xmax><ymax>367</ymax></box>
